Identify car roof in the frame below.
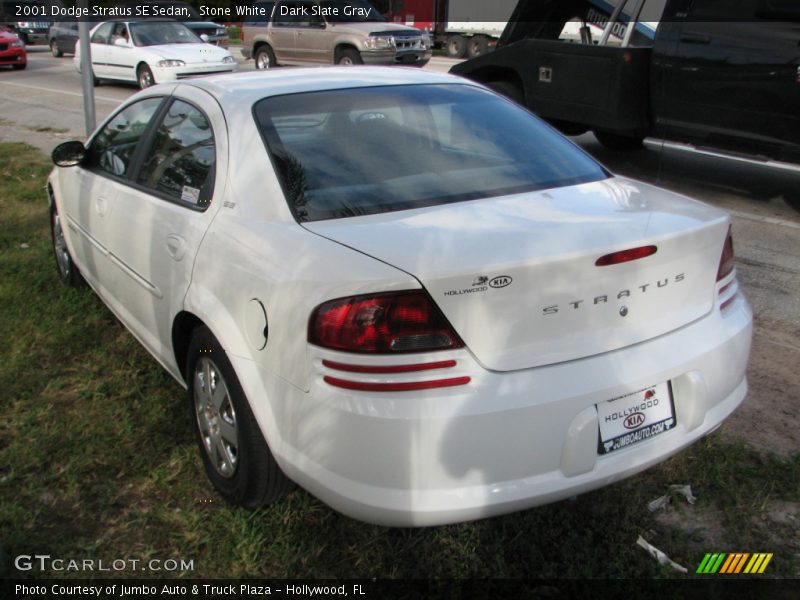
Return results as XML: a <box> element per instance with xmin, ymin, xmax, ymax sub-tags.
<box><xmin>179</xmin><ymin>67</ymin><xmax>478</xmax><ymax>108</ymax></box>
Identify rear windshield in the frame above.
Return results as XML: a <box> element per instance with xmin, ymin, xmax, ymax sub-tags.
<box><xmin>254</xmin><ymin>84</ymin><xmax>608</xmax><ymax>222</ymax></box>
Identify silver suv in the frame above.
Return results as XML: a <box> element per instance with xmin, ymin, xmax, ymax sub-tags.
<box><xmin>241</xmin><ymin>0</ymin><xmax>431</xmax><ymax>68</ymax></box>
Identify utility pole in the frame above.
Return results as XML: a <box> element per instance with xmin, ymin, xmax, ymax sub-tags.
<box><xmin>77</xmin><ymin>0</ymin><xmax>95</xmax><ymax>136</ymax></box>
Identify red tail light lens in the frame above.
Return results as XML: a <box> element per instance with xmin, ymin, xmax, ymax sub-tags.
<box><xmin>309</xmin><ymin>291</ymin><xmax>463</xmax><ymax>354</ymax></box>
<box><xmin>717</xmin><ymin>228</ymin><xmax>735</xmax><ymax>281</ymax></box>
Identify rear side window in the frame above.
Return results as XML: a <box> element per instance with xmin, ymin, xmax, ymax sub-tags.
<box><xmin>137</xmin><ymin>99</ymin><xmax>216</xmax><ymax>208</ymax></box>
<box><xmin>255</xmin><ymin>84</ymin><xmax>607</xmax><ymax>222</ymax></box>
<box><xmin>91</xmin><ymin>22</ymin><xmax>114</xmax><ymax>44</ymax></box>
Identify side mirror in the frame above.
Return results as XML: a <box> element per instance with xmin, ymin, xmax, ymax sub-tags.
<box><xmin>52</xmin><ymin>141</ymin><xmax>86</xmax><ymax>167</ymax></box>
<box><xmin>114</xmin><ymin>37</ymin><xmax>129</xmax><ymax>47</ymax></box>
<box><xmin>200</xmin><ymin>33</ymin><xmax>210</xmax><ymax>43</ymax></box>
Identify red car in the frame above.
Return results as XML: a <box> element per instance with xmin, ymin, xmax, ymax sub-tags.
<box><xmin>0</xmin><ymin>27</ymin><xmax>27</xmax><ymax>70</ymax></box>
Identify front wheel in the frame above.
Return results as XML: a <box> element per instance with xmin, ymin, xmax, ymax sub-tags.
<box><xmin>187</xmin><ymin>326</ymin><xmax>293</xmax><ymax>507</ymax></box>
<box><xmin>50</xmin><ymin>204</ymin><xmax>85</xmax><ymax>287</ymax></box>
<box><xmin>50</xmin><ymin>40</ymin><xmax>63</xmax><ymax>57</ymax></box>
<box><xmin>137</xmin><ymin>64</ymin><xmax>154</xmax><ymax>89</ymax></box>
<box><xmin>335</xmin><ymin>48</ymin><xmax>362</xmax><ymax>65</ymax></box>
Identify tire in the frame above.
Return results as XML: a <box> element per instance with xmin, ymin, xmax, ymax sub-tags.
<box><xmin>50</xmin><ymin>203</ymin><xmax>85</xmax><ymax>287</ymax></box>
<box><xmin>487</xmin><ymin>80</ymin><xmax>524</xmax><ymax>106</ymax></box>
<box><xmin>91</xmin><ymin>70</ymin><xmax>100</xmax><ymax>87</ymax></box>
<box><xmin>466</xmin><ymin>35</ymin><xmax>488</xmax><ymax>59</ymax></box>
<box><xmin>254</xmin><ymin>45</ymin><xmax>276</xmax><ymax>70</ymax></box>
<box><xmin>593</xmin><ymin>130</ymin><xmax>645</xmax><ymax>150</ymax></box>
<box><xmin>187</xmin><ymin>326</ymin><xmax>293</xmax><ymax>507</ymax></box>
<box><xmin>137</xmin><ymin>64</ymin><xmax>154</xmax><ymax>89</ymax></box>
<box><xmin>12</xmin><ymin>63</ymin><xmax>26</xmax><ymax>71</ymax></box>
<box><xmin>335</xmin><ymin>48</ymin><xmax>363</xmax><ymax>65</ymax></box>
<box><xmin>50</xmin><ymin>40</ymin><xmax>63</xmax><ymax>57</ymax></box>
<box><xmin>446</xmin><ymin>35</ymin><xmax>466</xmax><ymax>58</ymax></box>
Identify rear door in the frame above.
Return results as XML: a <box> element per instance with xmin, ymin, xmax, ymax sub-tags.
<box><xmin>88</xmin><ymin>22</ymin><xmax>114</xmax><ymax>78</ymax></box>
<box><xmin>271</xmin><ymin>1</ymin><xmax>300</xmax><ymax>62</ymax></box>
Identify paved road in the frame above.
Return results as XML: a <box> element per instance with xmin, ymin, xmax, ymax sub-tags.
<box><xmin>2</xmin><ymin>45</ymin><xmax>799</xmax><ymax>456</ymax></box>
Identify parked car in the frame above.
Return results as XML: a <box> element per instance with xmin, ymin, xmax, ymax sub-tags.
<box><xmin>123</xmin><ymin>0</ymin><xmax>229</xmax><ymax>46</ymax></box>
<box><xmin>0</xmin><ymin>26</ymin><xmax>26</xmax><ymax>69</ymax></box>
<box><xmin>241</xmin><ymin>0</ymin><xmax>431</xmax><ymax>68</ymax></box>
<box><xmin>74</xmin><ymin>20</ymin><xmax>236</xmax><ymax>89</ymax></box>
<box><xmin>48</xmin><ymin>20</ymin><xmax>78</xmax><ymax>57</ymax></box>
<box><xmin>0</xmin><ymin>0</ymin><xmax>51</xmax><ymax>45</ymax></box>
<box><xmin>48</xmin><ymin>68</ymin><xmax>752</xmax><ymax>526</ymax></box>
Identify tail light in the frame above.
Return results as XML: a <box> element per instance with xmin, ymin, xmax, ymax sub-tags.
<box><xmin>309</xmin><ymin>290</ymin><xmax>463</xmax><ymax>354</ymax></box>
<box><xmin>716</xmin><ymin>227</ymin><xmax>735</xmax><ymax>281</ymax></box>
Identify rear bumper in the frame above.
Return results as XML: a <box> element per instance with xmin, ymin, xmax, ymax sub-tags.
<box><xmin>236</xmin><ymin>289</ymin><xmax>752</xmax><ymax>526</ymax></box>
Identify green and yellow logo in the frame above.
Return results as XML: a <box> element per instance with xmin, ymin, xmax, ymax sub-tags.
<box><xmin>697</xmin><ymin>552</ymin><xmax>773</xmax><ymax>574</ymax></box>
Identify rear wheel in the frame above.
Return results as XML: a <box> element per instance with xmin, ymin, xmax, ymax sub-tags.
<box><xmin>50</xmin><ymin>40</ymin><xmax>63</xmax><ymax>57</ymax></box>
<box><xmin>593</xmin><ymin>130</ymin><xmax>644</xmax><ymax>150</ymax></box>
<box><xmin>446</xmin><ymin>35</ymin><xmax>466</xmax><ymax>58</ymax></box>
<box><xmin>336</xmin><ymin>48</ymin><xmax>363</xmax><ymax>65</ymax></box>
<box><xmin>187</xmin><ymin>326</ymin><xmax>293</xmax><ymax>507</ymax></box>
<box><xmin>466</xmin><ymin>35</ymin><xmax>488</xmax><ymax>58</ymax></box>
<box><xmin>50</xmin><ymin>204</ymin><xmax>85</xmax><ymax>287</ymax></box>
<box><xmin>137</xmin><ymin>64</ymin><xmax>154</xmax><ymax>89</ymax></box>
<box><xmin>254</xmin><ymin>45</ymin><xmax>276</xmax><ymax>69</ymax></box>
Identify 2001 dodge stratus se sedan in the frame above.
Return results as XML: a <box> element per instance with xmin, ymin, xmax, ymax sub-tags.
<box><xmin>48</xmin><ymin>68</ymin><xmax>752</xmax><ymax>526</ymax></box>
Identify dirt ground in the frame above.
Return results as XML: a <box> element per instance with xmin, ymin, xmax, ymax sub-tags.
<box><xmin>724</xmin><ymin>319</ymin><xmax>800</xmax><ymax>458</ymax></box>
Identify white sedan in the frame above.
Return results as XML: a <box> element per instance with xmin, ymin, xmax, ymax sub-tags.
<box><xmin>74</xmin><ymin>20</ymin><xmax>236</xmax><ymax>89</ymax></box>
<box><xmin>47</xmin><ymin>68</ymin><xmax>752</xmax><ymax>526</ymax></box>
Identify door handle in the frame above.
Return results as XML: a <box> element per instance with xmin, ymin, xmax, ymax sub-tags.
<box><xmin>95</xmin><ymin>196</ymin><xmax>109</xmax><ymax>217</ymax></box>
<box><xmin>680</xmin><ymin>33</ymin><xmax>712</xmax><ymax>44</ymax></box>
<box><xmin>165</xmin><ymin>234</ymin><xmax>186</xmax><ymax>261</ymax></box>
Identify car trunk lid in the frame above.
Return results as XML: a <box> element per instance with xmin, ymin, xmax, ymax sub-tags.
<box><xmin>304</xmin><ymin>177</ymin><xmax>730</xmax><ymax>371</ymax></box>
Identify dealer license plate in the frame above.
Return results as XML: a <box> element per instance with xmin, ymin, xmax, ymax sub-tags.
<box><xmin>597</xmin><ymin>382</ymin><xmax>676</xmax><ymax>455</ymax></box>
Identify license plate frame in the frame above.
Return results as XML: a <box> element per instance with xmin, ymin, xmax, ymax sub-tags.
<box><xmin>597</xmin><ymin>382</ymin><xmax>676</xmax><ymax>455</ymax></box>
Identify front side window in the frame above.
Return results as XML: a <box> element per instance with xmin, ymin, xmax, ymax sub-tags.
<box><xmin>255</xmin><ymin>84</ymin><xmax>608</xmax><ymax>222</ymax></box>
<box><xmin>137</xmin><ymin>99</ymin><xmax>215</xmax><ymax>207</ymax></box>
<box><xmin>89</xmin><ymin>97</ymin><xmax>163</xmax><ymax>178</ymax></box>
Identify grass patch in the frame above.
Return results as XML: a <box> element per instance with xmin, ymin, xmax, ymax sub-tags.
<box><xmin>226</xmin><ymin>26</ymin><xmax>241</xmax><ymax>45</ymax></box>
<box><xmin>0</xmin><ymin>142</ymin><xmax>797</xmax><ymax>580</ymax></box>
